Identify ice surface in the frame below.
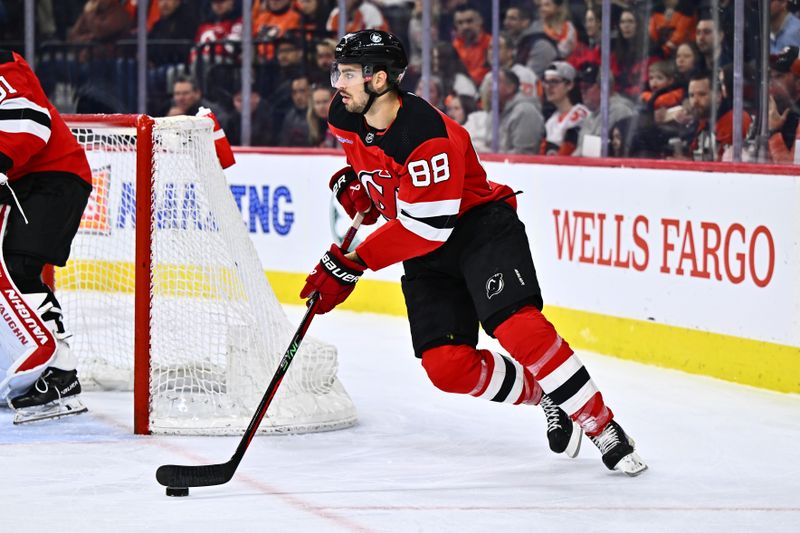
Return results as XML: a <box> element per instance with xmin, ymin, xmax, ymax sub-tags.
<box><xmin>1</xmin><ymin>307</ymin><xmax>798</xmax><ymax>532</ymax></box>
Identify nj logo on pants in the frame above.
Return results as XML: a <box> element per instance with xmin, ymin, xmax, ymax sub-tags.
<box><xmin>486</xmin><ymin>273</ymin><xmax>504</xmax><ymax>299</ymax></box>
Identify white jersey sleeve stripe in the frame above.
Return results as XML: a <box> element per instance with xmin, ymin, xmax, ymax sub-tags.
<box><xmin>0</xmin><ymin>120</ymin><xmax>51</xmax><ymax>144</ymax></box>
<box><xmin>0</xmin><ymin>96</ymin><xmax>51</xmax><ymax>117</ymax></box>
<box><xmin>397</xmin><ymin>213</ymin><xmax>454</xmax><ymax>242</ymax></box>
<box><xmin>396</xmin><ymin>198</ymin><xmax>460</xmax><ymax>219</ymax></box>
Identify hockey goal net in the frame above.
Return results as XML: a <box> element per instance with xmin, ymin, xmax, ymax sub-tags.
<box><xmin>58</xmin><ymin>114</ymin><xmax>357</xmax><ymax>435</ymax></box>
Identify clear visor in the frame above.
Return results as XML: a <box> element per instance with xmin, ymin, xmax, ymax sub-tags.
<box><xmin>330</xmin><ymin>63</ymin><xmax>368</xmax><ymax>88</ymax></box>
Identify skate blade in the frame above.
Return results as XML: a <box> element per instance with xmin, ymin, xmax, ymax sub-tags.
<box><xmin>13</xmin><ymin>397</ymin><xmax>88</xmax><ymax>425</ymax></box>
<box><xmin>565</xmin><ymin>423</ymin><xmax>583</xmax><ymax>458</ymax></box>
<box><xmin>615</xmin><ymin>452</ymin><xmax>648</xmax><ymax>477</ymax></box>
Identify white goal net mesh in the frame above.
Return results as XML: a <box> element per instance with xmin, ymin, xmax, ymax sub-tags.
<box><xmin>58</xmin><ymin>115</ymin><xmax>357</xmax><ymax>435</ymax></box>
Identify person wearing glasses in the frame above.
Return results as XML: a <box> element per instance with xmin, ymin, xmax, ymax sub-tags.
<box><xmin>540</xmin><ymin>61</ymin><xmax>588</xmax><ymax>156</ymax></box>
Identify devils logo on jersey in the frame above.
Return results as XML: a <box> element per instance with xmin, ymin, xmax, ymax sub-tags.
<box><xmin>358</xmin><ymin>169</ymin><xmax>398</xmax><ymax>218</ymax></box>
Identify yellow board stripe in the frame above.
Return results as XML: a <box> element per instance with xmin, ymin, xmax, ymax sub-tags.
<box><xmin>268</xmin><ymin>271</ymin><xmax>800</xmax><ymax>394</ymax></box>
<box><xmin>55</xmin><ymin>263</ymin><xmax>800</xmax><ymax>394</ymax></box>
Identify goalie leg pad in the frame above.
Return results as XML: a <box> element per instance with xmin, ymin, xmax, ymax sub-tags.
<box><xmin>5</xmin><ymin>251</ymin><xmax>77</xmax><ymax>371</ymax></box>
<box><xmin>421</xmin><ymin>345</ymin><xmax>541</xmax><ymax>405</ymax></box>
<box><xmin>0</xmin><ymin>207</ymin><xmax>58</xmax><ymax>401</ymax></box>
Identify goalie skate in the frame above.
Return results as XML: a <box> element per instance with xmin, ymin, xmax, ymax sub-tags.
<box><xmin>540</xmin><ymin>394</ymin><xmax>582</xmax><ymax>458</ymax></box>
<box><xmin>9</xmin><ymin>368</ymin><xmax>88</xmax><ymax>425</ymax></box>
<box><xmin>589</xmin><ymin>420</ymin><xmax>648</xmax><ymax>477</ymax></box>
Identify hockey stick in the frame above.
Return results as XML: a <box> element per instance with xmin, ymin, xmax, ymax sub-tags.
<box><xmin>156</xmin><ymin>211</ymin><xmax>365</xmax><ymax>490</ymax></box>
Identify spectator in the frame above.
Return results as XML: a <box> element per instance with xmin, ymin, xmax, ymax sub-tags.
<box><xmin>479</xmin><ymin>33</ymin><xmax>539</xmax><ymax>108</ymax></box>
<box><xmin>503</xmin><ymin>4</ymin><xmax>558</xmax><ymax>77</ymax></box>
<box><xmin>609</xmin><ymin>116</ymin><xmax>634</xmax><ymax>158</ymax></box>
<box><xmin>685</xmin><ymin>69</ymin><xmax>752</xmax><ymax>161</ymax></box>
<box><xmin>279</xmin><ymin>74</ymin><xmax>312</xmax><ymax>146</ymax></box>
<box><xmin>296</xmin><ymin>0</ymin><xmax>333</xmax><ymax>36</ymax></box>
<box><xmin>164</xmin><ymin>75</ymin><xmax>223</xmax><ymax>118</ymax></box>
<box><xmin>373</xmin><ymin>0</ymin><xmax>413</xmax><ymax>48</ymax></box>
<box><xmin>462</xmin><ymin>89</ymin><xmax>491</xmax><ymax>152</ymax></box>
<box><xmin>674</xmin><ymin>41</ymin><xmax>704</xmax><ymax>83</ymax></box>
<box><xmin>575</xmin><ymin>62</ymin><xmax>636</xmax><ymax>157</ymax></box>
<box><xmin>253</xmin><ymin>0</ymin><xmax>302</xmax><ymax>59</ymax></box>
<box><xmin>770</xmin><ymin>0</ymin><xmax>800</xmax><ymax>54</ymax></box>
<box><xmin>451</xmin><ymin>4</ymin><xmax>491</xmax><ymax>85</ymax></box>
<box><xmin>307</xmin><ymin>84</ymin><xmax>338</xmax><ymax>147</ymax></box>
<box><xmin>326</xmin><ymin>0</ymin><xmax>390</xmax><ymax>34</ymax></box>
<box><xmin>67</xmin><ymin>0</ymin><xmax>133</xmax><ymax>58</ymax></box>
<box><xmin>611</xmin><ymin>8</ymin><xmax>650</xmax><ymax>100</ymax></box>
<box><xmin>416</xmin><ymin>75</ymin><xmax>446</xmax><ymax>111</ymax></box>
<box><xmin>267</xmin><ymin>35</ymin><xmax>307</xmax><ymax>116</ymax></box>
<box><xmin>569</xmin><ymin>5</ymin><xmax>601</xmax><ymax>68</ymax></box>
<box><xmin>309</xmin><ymin>38</ymin><xmax>338</xmax><ymax>86</ymax></box>
<box><xmin>648</xmin><ymin>0</ymin><xmax>697</xmax><ymax>59</ymax></box>
<box><xmin>496</xmin><ymin>68</ymin><xmax>544</xmax><ymax>154</ymax></box>
<box><xmin>635</xmin><ymin>61</ymin><xmax>688</xmax><ymax>156</ymax></box>
<box><xmin>148</xmin><ymin>0</ymin><xmax>200</xmax><ymax>65</ymax></box>
<box><xmin>275</xmin><ymin>35</ymin><xmax>304</xmax><ymax>69</ymax></box>
<box><xmin>641</xmin><ymin>61</ymin><xmax>685</xmax><ymax>121</ymax></box>
<box><xmin>767</xmin><ymin>45</ymin><xmax>800</xmax><ymax>163</ymax></box>
<box><xmin>444</xmin><ymin>93</ymin><xmax>477</xmax><ymax>125</ymax></box>
<box><xmin>438</xmin><ymin>0</ymin><xmax>470</xmax><ymax>40</ymax></box>
<box><xmin>695</xmin><ymin>11</ymin><xmax>731</xmax><ymax>72</ymax></box>
<box><xmin>541</xmin><ymin>61</ymin><xmax>587</xmax><ymax>155</ymax></box>
<box><xmin>431</xmin><ymin>41</ymin><xmax>478</xmax><ymax>100</ymax></box>
<box><xmin>193</xmin><ymin>0</ymin><xmax>243</xmax><ymax>64</ymax></box>
<box><xmin>123</xmin><ymin>0</ymin><xmax>161</xmax><ymax>32</ymax></box>
<box><xmin>533</xmin><ymin>0</ymin><xmax>578</xmax><ymax>60</ymax></box>
<box><xmin>253</xmin><ymin>0</ymin><xmax>302</xmax><ymax>41</ymax></box>
<box><xmin>225</xmin><ymin>85</ymin><xmax>276</xmax><ymax>146</ymax></box>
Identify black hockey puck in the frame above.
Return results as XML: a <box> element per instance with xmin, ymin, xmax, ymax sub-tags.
<box><xmin>166</xmin><ymin>486</ymin><xmax>189</xmax><ymax>497</ymax></box>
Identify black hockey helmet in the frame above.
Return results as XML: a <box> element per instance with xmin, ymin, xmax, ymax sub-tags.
<box><xmin>332</xmin><ymin>30</ymin><xmax>408</xmax><ymax>87</ymax></box>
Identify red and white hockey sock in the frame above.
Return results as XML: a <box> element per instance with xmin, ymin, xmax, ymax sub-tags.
<box><xmin>494</xmin><ymin>306</ymin><xmax>613</xmax><ymax>436</ymax></box>
<box><xmin>421</xmin><ymin>345</ymin><xmax>541</xmax><ymax>405</ymax></box>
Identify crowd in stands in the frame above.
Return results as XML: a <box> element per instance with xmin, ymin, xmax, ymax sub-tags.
<box><xmin>1</xmin><ymin>0</ymin><xmax>799</xmax><ymax>163</ymax></box>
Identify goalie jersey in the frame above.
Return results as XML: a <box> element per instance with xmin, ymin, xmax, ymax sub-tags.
<box><xmin>0</xmin><ymin>50</ymin><xmax>91</xmax><ymax>185</ymax></box>
<box><xmin>328</xmin><ymin>91</ymin><xmax>514</xmax><ymax>271</ymax></box>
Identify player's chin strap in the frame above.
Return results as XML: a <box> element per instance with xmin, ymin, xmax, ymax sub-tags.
<box><xmin>0</xmin><ymin>172</ymin><xmax>29</xmax><ymax>224</ymax></box>
<box><xmin>360</xmin><ymin>84</ymin><xmax>395</xmax><ymax>116</ymax></box>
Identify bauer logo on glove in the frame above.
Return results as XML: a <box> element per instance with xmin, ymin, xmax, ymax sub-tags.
<box><xmin>321</xmin><ymin>252</ymin><xmax>362</xmax><ymax>284</ymax></box>
<box><xmin>300</xmin><ymin>244</ymin><xmax>366</xmax><ymax>314</ymax></box>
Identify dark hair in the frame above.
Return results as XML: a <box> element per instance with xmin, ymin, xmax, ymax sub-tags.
<box><xmin>502</xmin><ymin>68</ymin><xmax>520</xmax><ymax>92</ymax></box>
<box><xmin>434</xmin><ymin>41</ymin><xmax>471</xmax><ymax>95</ymax></box>
<box><xmin>173</xmin><ymin>74</ymin><xmax>200</xmax><ymax>92</ymax></box>
<box><xmin>689</xmin><ymin>70</ymin><xmax>712</xmax><ymax>85</ymax></box>
<box><xmin>449</xmin><ymin>93</ymin><xmax>477</xmax><ymax>117</ymax></box>
<box><xmin>506</xmin><ymin>5</ymin><xmax>533</xmax><ymax>21</ymax></box>
<box><xmin>454</xmin><ymin>3</ymin><xmax>482</xmax><ymax>16</ymax></box>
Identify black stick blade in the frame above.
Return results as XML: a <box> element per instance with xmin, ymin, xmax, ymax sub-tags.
<box><xmin>156</xmin><ymin>462</ymin><xmax>235</xmax><ymax>488</ymax></box>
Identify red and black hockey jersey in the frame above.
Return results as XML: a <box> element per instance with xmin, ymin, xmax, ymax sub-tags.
<box><xmin>328</xmin><ymin>91</ymin><xmax>514</xmax><ymax>271</ymax></box>
<box><xmin>0</xmin><ymin>51</ymin><xmax>91</xmax><ymax>185</ymax></box>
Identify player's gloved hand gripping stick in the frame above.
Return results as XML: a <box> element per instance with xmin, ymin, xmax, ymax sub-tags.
<box><xmin>155</xmin><ymin>212</ymin><xmax>365</xmax><ymax>495</ymax></box>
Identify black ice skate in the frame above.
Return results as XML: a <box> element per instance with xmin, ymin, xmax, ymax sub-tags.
<box><xmin>589</xmin><ymin>420</ymin><xmax>647</xmax><ymax>476</ymax></box>
<box><xmin>540</xmin><ymin>394</ymin><xmax>582</xmax><ymax>458</ymax></box>
<box><xmin>8</xmin><ymin>367</ymin><xmax>88</xmax><ymax>424</ymax></box>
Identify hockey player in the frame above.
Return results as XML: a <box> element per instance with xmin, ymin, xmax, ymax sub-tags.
<box><xmin>0</xmin><ymin>50</ymin><xmax>92</xmax><ymax>424</ymax></box>
<box><xmin>300</xmin><ymin>30</ymin><xmax>647</xmax><ymax>476</ymax></box>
